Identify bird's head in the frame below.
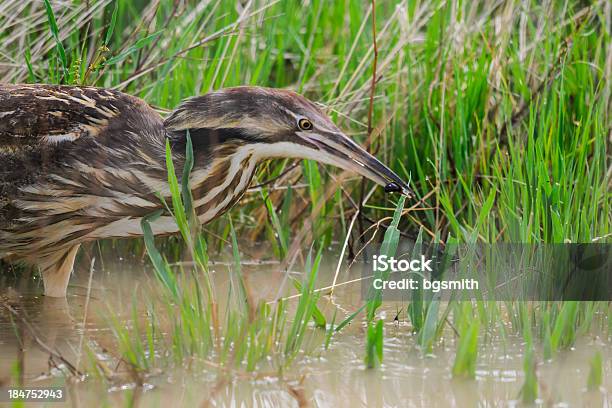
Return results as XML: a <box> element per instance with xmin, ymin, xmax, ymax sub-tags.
<box><xmin>164</xmin><ymin>86</ymin><xmax>411</xmax><ymax>196</ymax></box>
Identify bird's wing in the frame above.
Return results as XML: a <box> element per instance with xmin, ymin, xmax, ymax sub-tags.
<box><xmin>0</xmin><ymin>84</ymin><xmax>164</xmax><ymax>228</ymax></box>
<box><xmin>0</xmin><ymin>84</ymin><xmax>133</xmax><ymax>147</ymax></box>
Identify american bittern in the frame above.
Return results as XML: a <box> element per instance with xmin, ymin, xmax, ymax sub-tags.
<box><xmin>0</xmin><ymin>84</ymin><xmax>410</xmax><ymax>297</ymax></box>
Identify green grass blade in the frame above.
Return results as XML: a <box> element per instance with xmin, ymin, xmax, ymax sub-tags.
<box><xmin>105</xmin><ymin>1</ymin><xmax>119</xmax><ymax>46</ymax></box>
<box><xmin>105</xmin><ymin>30</ymin><xmax>163</xmax><ymax>65</ymax></box>
<box><xmin>42</xmin><ymin>0</ymin><xmax>67</xmax><ymax>73</ymax></box>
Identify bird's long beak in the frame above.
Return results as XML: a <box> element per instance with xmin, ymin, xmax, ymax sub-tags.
<box><xmin>298</xmin><ymin>131</ymin><xmax>413</xmax><ymax>197</ymax></box>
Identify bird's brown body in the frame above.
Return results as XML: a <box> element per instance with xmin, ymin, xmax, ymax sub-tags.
<box><xmin>0</xmin><ymin>84</ymin><xmax>410</xmax><ymax>297</ymax></box>
<box><xmin>1</xmin><ymin>85</ymin><xmax>170</xmax><ymax>295</ymax></box>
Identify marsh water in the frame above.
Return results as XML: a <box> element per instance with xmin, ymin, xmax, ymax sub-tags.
<box><xmin>0</xmin><ymin>244</ymin><xmax>610</xmax><ymax>407</ymax></box>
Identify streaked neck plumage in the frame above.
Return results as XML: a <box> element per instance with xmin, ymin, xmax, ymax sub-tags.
<box><xmin>187</xmin><ymin>141</ymin><xmax>259</xmax><ymax>225</ymax></box>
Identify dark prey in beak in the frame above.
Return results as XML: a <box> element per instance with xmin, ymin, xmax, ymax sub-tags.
<box><xmin>384</xmin><ymin>182</ymin><xmax>402</xmax><ymax>194</ymax></box>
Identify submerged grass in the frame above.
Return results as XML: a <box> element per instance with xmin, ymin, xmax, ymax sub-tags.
<box><xmin>451</xmin><ymin>304</ymin><xmax>479</xmax><ymax>379</ymax></box>
<box><xmin>588</xmin><ymin>351</ymin><xmax>603</xmax><ymax>391</ymax></box>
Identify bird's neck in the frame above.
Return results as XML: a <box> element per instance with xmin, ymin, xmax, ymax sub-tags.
<box><xmin>188</xmin><ymin>143</ymin><xmax>259</xmax><ymax>224</ymax></box>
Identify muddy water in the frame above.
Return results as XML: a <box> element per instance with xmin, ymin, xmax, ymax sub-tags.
<box><xmin>0</xmin><ymin>248</ymin><xmax>610</xmax><ymax>407</ymax></box>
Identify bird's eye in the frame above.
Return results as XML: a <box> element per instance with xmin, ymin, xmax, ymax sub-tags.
<box><xmin>298</xmin><ymin>118</ymin><xmax>313</xmax><ymax>131</ymax></box>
